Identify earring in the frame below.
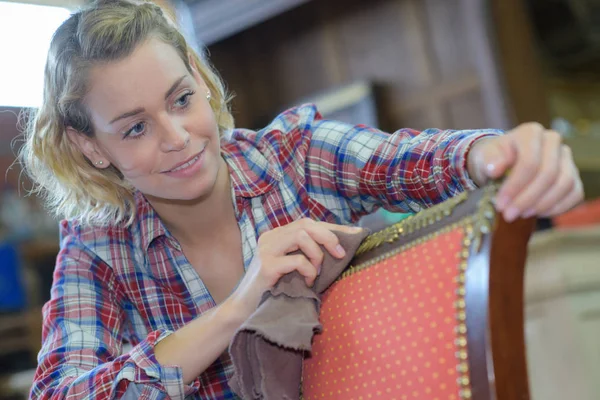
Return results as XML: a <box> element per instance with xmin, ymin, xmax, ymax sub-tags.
<box><xmin>96</xmin><ymin>160</ymin><xmax>104</xmax><ymax>166</ymax></box>
<box><xmin>206</xmin><ymin>90</ymin><xmax>211</xmax><ymax>101</ymax></box>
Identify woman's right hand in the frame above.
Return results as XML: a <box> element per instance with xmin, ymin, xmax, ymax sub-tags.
<box><xmin>229</xmin><ymin>218</ymin><xmax>362</xmax><ymax>319</ymax></box>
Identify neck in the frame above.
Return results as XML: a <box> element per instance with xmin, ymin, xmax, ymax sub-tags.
<box><xmin>147</xmin><ymin>157</ymin><xmax>237</xmax><ymax>247</ymax></box>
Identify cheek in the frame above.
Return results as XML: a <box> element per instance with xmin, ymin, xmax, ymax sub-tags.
<box><xmin>107</xmin><ymin>143</ymin><xmax>158</xmax><ymax>178</ymax></box>
<box><xmin>190</xmin><ymin>96</ymin><xmax>219</xmax><ymax>133</ymax></box>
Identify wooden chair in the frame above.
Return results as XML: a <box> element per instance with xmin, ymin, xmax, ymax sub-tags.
<box><xmin>302</xmin><ymin>183</ymin><xmax>535</xmax><ymax>399</ymax></box>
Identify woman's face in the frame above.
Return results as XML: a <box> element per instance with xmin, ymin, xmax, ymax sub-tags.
<box><xmin>77</xmin><ymin>38</ymin><xmax>222</xmax><ymax>203</ymax></box>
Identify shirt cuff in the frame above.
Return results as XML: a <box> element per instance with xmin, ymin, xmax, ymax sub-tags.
<box><xmin>121</xmin><ymin>330</ymin><xmax>198</xmax><ymax>398</ymax></box>
<box><xmin>449</xmin><ymin>130</ymin><xmax>503</xmax><ymax>191</ymax></box>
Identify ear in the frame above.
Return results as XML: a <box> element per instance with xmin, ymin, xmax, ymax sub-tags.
<box><xmin>66</xmin><ymin>127</ymin><xmax>111</xmax><ymax>169</ymax></box>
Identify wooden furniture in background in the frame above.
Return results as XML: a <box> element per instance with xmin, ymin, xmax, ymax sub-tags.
<box><xmin>186</xmin><ymin>0</ymin><xmax>311</xmax><ymax>46</ymax></box>
<box><xmin>0</xmin><ymin>308</ymin><xmax>42</xmax><ymax>363</ymax></box>
<box><xmin>196</xmin><ymin>0</ymin><xmax>599</xmax><ymax>198</ymax></box>
<box><xmin>488</xmin><ymin>0</ymin><xmax>552</xmax><ymax>127</ymax></box>
<box><xmin>206</xmin><ymin>0</ymin><xmax>514</xmax><ymax>132</ymax></box>
<box><xmin>303</xmin><ymin>184</ymin><xmax>535</xmax><ymax>399</ymax></box>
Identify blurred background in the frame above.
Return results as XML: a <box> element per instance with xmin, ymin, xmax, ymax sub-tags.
<box><xmin>0</xmin><ymin>0</ymin><xmax>599</xmax><ymax>398</ymax></box>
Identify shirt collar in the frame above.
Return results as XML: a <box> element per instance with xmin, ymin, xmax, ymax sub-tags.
<box><xmin>135</xmin><ymin>191</ymin><xmax>169</xmax><ymax>250</ymax></box>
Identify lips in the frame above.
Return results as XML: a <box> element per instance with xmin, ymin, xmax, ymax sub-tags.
<box><xmin>163</xmin><ymin>147</ymin><xmax>205</xmax><ymax>173</ymax></box>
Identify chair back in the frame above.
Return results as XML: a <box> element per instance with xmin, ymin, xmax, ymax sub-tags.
<box><xmin>302</xmin><ymin>184</ymin><xmax>534</xmax><ymax>400</ymax></box>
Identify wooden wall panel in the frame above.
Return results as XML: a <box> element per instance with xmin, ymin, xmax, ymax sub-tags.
<box><xmin>447</xmin><ymin>90</ymin><xmax>489</xmax><ymax>130</ymax></box>
<box><xmin>490</xmin><ymin>0</ymin><xmax>551</xmax><ymax>126</ymax></box>
<box><xmin>265</xmin><ymin>10</ymin><xmax>340</xmax><ymax>109</ymax></box>
<box><xmin>423</xmin><ymin>0</ymin><xmax>476</xmax><ymax>80</ymax></box>
<box><xmin>207</xmin><ymin>0</ymin><xmax>506</xmax><ymax>132</ymax></box>
<box><xmin>209</xmin><ymin>40</ymin><xmax>262</xmax><ymax>129</ymax></box>
<box><xmin>329</xmin><ymin>0</ymin><xmax>449</xmax><ymax>128</ymax></box>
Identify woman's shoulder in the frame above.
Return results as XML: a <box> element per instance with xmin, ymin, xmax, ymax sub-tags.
<box><xmin>58</xmin><ymin>194</ymin><xmax>148</xmax><ymax>263</ymax></box>
<box><xmin>59</xmin><ymin>218</ymin><xmax>127</xmax><ymax>244</ymax></box>
<box><xmin>259</xmin><ymin>103</ymin><xmax>321</xmax><ymax>136</ymax></box>
<box><xmin>220</xmin><ymin>104</ymin><xmax>323</xmax><ymax>194</ymax></box>
<box><xmin>223</xmin><ymin>104</ymin><xmax>320</xmax><ymax>146</ymax></box>
<box><xmin>222</xmin><ymin>104</ymin><xmax>321</xmax><ymax>163</ymax></box>
<box><xmin>57</xmin><ymin>218</ymin><xmax>131</xmax><ymax>262</ymax></box>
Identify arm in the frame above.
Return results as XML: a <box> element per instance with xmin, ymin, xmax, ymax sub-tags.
<box><xmin>300</xmin><ymin>107</ymin><xmax>583</xmax><ymax>224</ymax></box>
<box><xmin>153</xmin><ymin>300</ymin><xmax>242</xmax><ymax>384</ymax></box>
<box><xmin>31</xmin><ymin>224</ymin><xmax>245</xmax><ymax>400</ymax></box>
<box><xmin>290</xmin><ymin>105</ymin><xmax>501</xmax><ymax>222</ymax></box>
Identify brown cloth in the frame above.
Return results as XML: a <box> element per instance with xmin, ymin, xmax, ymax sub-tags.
<box><xmin>228</xmin><ymin>229</ymin><xmax>370</xmax><ymax>400</ymax></box>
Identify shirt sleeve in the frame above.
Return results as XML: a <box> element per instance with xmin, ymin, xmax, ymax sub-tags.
<box><xmin>30</xmin><ymin>222</ymin><xmax>190</xmax><ymax>400</ymax></box>
<box><xmin>276</xmin><ymin>104</ymin><xmax>502</xmax><ymax>223</ymax></box>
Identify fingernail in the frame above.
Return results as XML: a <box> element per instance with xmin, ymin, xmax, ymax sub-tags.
<box><xmin>352</xmin><ymin>226</ymin><xmax>363</xmax><ymax>232</ymax></box>
<box><xmin>336</xmin><ymin>244</ymin><xmax>346</xmax><ymax>257</ymax></box>
<box><xmin>504</xmin><ymin>206</ymin><xmax>519</xmax><ymax>222</ymax></box>
<box><xmin>522</xmin><ymin>209</ymin><xmax>536</xmax><ymax>218</ymax></box>
<box><xmin>486</xmin><ymin>162</ymin><xmax>497</xmax><ymax>174</ymax></box>
<box><xmin>317</xmin><ymin>265</ymin><xmax>322</xmax><ymax>275</ymax></box>
<box><xmin>495</xmin><ymin>195</ymin><xmax>509</xmax><ymax>211</ymax></box>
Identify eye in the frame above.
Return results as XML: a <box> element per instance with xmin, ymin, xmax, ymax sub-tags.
<box><xmin>124</xmin><ymin>121</ymin><xmax>146</xmax><ymax>139</ymax></box>
<box><xmin>175</xmin><ymin>90</ymin><xmax>195</xmax><ymax>109</ymax></box>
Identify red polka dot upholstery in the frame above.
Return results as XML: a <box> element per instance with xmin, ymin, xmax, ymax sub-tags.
<box><xmin>302</xmin><ymin>228</ymin><xmax>467</xmax><ymax>400</ymax></box>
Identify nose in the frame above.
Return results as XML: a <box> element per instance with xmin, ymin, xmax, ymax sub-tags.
<box><xmin>159</xmin><ymin>114</ymin><xmax>190</xmax><ymax>152</ymax></box>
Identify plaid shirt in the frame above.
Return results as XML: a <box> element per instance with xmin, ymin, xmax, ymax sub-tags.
<box><xmin>31</xmin><ymin>105</ymin><xmax>500</xmax><ymax>400</ymax></box>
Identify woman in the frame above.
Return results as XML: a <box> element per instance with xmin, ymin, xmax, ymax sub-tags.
<box><xmin>20</xmin><ymin>0</ymin><xmax>583</xmax><ymax>398</ymax></box>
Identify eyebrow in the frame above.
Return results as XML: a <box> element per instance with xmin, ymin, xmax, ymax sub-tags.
<box><xmin>109</xmin><ymin>75</ymin><xmax>188</xmax><ymax>125</ymax></box>
<box><xmin>164</xmin><ymin>75</ymin><xmax>187</xmax><ymax>100</ymax></box>
<box><xmin>109</xmin><ymin>107</ymin><xmax>145</xmax><ymax>125</ymax></box>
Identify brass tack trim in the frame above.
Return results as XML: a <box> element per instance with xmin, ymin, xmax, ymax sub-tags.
<box><xmin>458</xmin><ymin>376</ymin><xmax>470</xmax><ymax>386</ymax></box>
<box><xmin>454</xmin><ymin>299</ymin><xmax>466</xmax><ymax>309</ymax></box>
<box><xmin>342</xmin><ymin>218</ymin><xmax>472</xmax><ymax>279</ymax></box>
<box><xmin>455</xmin><ymin>225</ymin><xmax>472</xmax><ymax>399</ymax></box>
<box><xmin>353</xmin><ymin>190</ymin><xmax>469</xmax><ymax>256</ymax></box>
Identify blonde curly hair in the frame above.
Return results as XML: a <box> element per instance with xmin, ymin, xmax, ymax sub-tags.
<box><xmin>18</xmin><ymin>0</ymin><xmax>234</xmax><ymax>227</ymax></box>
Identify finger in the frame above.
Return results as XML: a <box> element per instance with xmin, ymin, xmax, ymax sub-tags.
<box><xmin>290</xmin><ymin>229</ymin><xmax>324</xmax><ymax>270</ymax></box>
<box><xmin>301</xmin><ymin>221</ymin><xmax>357</xmax><ymax>259</ymax></box>
<box><xmin>497</xmin><ymin>123</ymin><xmax>545</xmax><ymax>211</ymax></box>
<box><xmin>276</xmin><ymin>219</ymin><xmax>363</xmax><ymax>259</ymax></box>
<box><xmin>543</xmin><ymin>174</ymin><xmax>584</xmax><ymax>217</ymax></box>
<box><xmin>502</xmin><ymin>130</ymin><xmax>561</xmax><ymax>221</ymax></box>
<box><xmin>526</xmin><ymin>145</ymin><xmax>574</xmax><ymax>217</ymax></box>
<box><xmin>314</xmin><ymin>221</ymin><xmax>364</xmax><ymax>234</ymax></box>
<box><xmin>275</xmin><ymin>254</ymin><xmax>319</xmax><ymax>287</ymax></box>
<box><xmin>477</xmin><ymin>136</ymin><xmax>517</xmax><ymax>181</ymax></box>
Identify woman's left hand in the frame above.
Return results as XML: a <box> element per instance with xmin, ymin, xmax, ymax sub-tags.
<box><xmin>467</xmin><ymin>122</ymin><xmax>584</xmax><ymax>222</ymax></box>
